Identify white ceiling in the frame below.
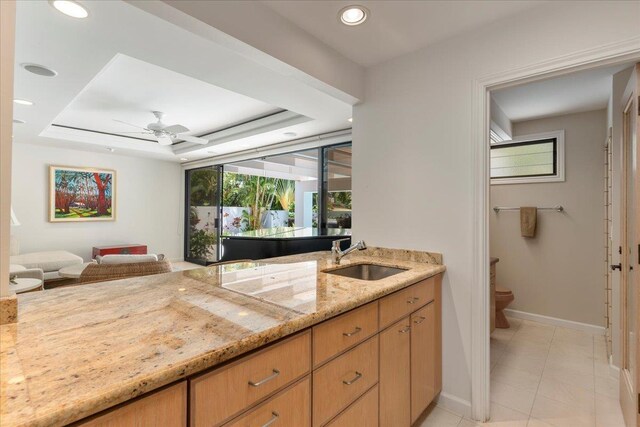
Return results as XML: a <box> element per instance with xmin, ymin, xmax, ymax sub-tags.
<box><xmin>51</xmin><ymin>54</ymin><xmax>279</xmax><ymax>143</ymax></box>
<box><xmin>262</xmin><ymin>0</ymin><xmax>547</xmax><ymax>67</ymax></box>
<box><xmin>12</xmin><ymin>1</ymin><xmax>353</xmax><ymax>162</ymax></box>
<box><xmin>492</xmin><ymin>63</ymin><xmax>635</xmax><ymax>122</ymax></box>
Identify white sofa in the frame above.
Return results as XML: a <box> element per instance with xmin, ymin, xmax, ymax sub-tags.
<box><xmin>10</xmin><ymin>250</ymin><xmax>83</xmax><ymax>280</ymax></box>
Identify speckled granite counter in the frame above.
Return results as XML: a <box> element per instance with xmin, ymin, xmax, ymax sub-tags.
<box><xmin>0</xmin><ymin>249</ymin><xmax>445</xmax><ymax>427</ymax></box>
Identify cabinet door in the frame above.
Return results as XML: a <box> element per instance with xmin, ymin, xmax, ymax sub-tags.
<box><xmin>410</xmin><ymin>303</ymin><xmax>436</xmax><ymax>423</ymax></box>
<box><xmin>379</xmin><ymin>317</ymin><xmax>411</xmax><ymax>427</ymax></box>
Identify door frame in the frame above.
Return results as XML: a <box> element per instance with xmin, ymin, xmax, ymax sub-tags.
<box><xmin>620</xmin><ymin>64</ymin><xmax>639</xmax><ymax>427</ymax></box>
<box><xmin>470</xmin><ymin>37</ymin><xmax>640</xmax><ymax>421</ymax></box>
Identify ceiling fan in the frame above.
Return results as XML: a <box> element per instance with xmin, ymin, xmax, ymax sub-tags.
<box><xmin>113</xmin><ymin>111</ymin><xmax>209</xmax><ymax>146</ymax></box>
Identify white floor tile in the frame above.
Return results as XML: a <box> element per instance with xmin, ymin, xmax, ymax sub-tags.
<box><xmin>595</xmin><ymin>374</ymin><xmax>619</xmax><ymax>398</ymax></box>
<box><xmin>491</xmin><ymin>379</ymin><xmax>537</xmax><ymax>415</ymax></box>
<box><xmin>595</xmin><ymin>393</ymin><xmax>626</xmax><ymax>427</ymax></box>
<box><xmin>530</xmin><ymin>395</ymin><xmax>595</xmax><ymax>427</ymax></box>
<box><xmin>541</xmin><ymin>364</ymin><xmax>595</xmax><ymax>391</ymax></box>
<box><xmin>536</xmin><ymin>377</ymin><xmax>595</xmax><ymax>413</ymax></box>
<box><xmin>492</xmin><ymin>364</ymin><xmax>542</xmax><ymax>394</ymax></box>
<box><xmin>419</xmin><ymin>405</ymin><xmax>462</xmax><ymax>427</ymax></box>
<box><xmin>487</xmin><ymin>321</ymin><xmax>621</xmax><ymax>427</ymax></box>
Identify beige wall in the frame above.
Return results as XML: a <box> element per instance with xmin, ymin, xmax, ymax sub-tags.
<box><xmin>490</xmin><ymin>109</ymin><xmax>607</xmax><ymax>326</ymax></box>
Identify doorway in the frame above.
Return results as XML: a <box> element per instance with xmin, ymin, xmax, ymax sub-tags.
<box><xmin>470</xmin><ymin>46</ymin><xmax>640</xmax><ymax>423</ymax></box>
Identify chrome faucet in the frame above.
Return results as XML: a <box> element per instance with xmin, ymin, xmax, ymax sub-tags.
<box><xmin>331</xmin><ymin>238</ymin><xmax>367</xmax><ymax>264</ymax></box>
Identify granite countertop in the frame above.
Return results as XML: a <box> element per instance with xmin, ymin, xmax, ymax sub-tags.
<box><xmin>0</xmin><ymin>248</ymin><xmax>445</xmax><ymax>427</ymax></box>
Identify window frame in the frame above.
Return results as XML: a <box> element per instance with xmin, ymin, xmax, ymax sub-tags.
<box><xmin>490</xmin><ymin>130</ymin><xmax>565</xmax><ymax>185</ymax></box>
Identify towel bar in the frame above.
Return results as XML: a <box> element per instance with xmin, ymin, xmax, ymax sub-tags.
<box><xmin>493</xmin><ymin>205</ymin><xmax>564</xmax><ymax>213</ymax></box>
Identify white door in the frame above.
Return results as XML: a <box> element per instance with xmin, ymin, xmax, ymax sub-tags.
<box><xmin>620</xmin><ymin>63</ymin><xmax>639</xmax><ymax>427</ymax></box>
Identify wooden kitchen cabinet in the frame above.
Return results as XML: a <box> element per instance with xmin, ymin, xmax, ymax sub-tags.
<box><xmin>411</xmin><ymin>303</ymin><xmax>436</xmax><ymax>424</ymax></box>
<box><xmin>379</xmin><ymin>274</ymin><xmax>442</xmax><ymax>427</ymax></box>
<box><xmin>379</xmin><ymin>317</ymin><xmax>411</xmax><ymax>427</ymax></box>
<box><xmin>77</xmin><ymin>382</ymin><xmax>187</xmax><ymax>427</ymax></box>
<box><xmin>190</xmin><ymin>331</ymin><xmax>311</xmax><ymax>427</ymax></box>
<box><xmin>73</xmin><ymin>274</ymin><xmax>443</xmax><ymax>427</ymax></box>
<box><xmin>223</xmin><ymin>377</ymin><xmax>311</xmax><ymax>427</ymax></box>
<box><xmin>325</xmin><ymin>385</ymin><xmax>379</xmax><ymax>427</ymax></box>
<box><xmin>312</xmin><ymin>335</ymin><xmax>379</xmax><ymax>427</ymax></box>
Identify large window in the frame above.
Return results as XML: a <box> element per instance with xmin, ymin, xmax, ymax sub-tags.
<box><xmin>490</xmin><ymin>131</ymin><xmax>564</xmax><ymax>185</ymax></box>
<box><xmin>184</xmin><ymin>143</ymin><xmax>352</xmax><ymax>263</ymax></box>
<box><xmin>321</xmin><ymin>145</ymin><xmax>352</xmax><ymax>233</ymax></box>
<box><xmin>221</xmin><ymin>148</ymin><xmax>319</xmax><ymax>237</ymax></box>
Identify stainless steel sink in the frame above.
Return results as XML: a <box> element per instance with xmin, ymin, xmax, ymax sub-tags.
<box><xmin>324</xmin><ymin>263</ymin><xmax>408</xmax><ymax>281</ymax></box>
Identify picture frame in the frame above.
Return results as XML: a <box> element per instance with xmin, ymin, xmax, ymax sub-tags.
<box><xmin>49</xmin><ymin>165</ymin><xmax>116</xmax><ymax>222</ymax></box>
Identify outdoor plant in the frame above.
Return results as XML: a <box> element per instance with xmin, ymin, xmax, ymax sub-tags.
<box><xmin>188</xmin><ymin>207</ymin><xmax>217</xmax><ymax>260</ymax></box>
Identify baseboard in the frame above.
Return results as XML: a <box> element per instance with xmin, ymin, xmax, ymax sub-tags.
<box><xmin>503</xmin><ymin>308</ymin><xmax>605</xmax><ymax>335</ymax></box>
<box><xmin>435</xmin><ymin>391</ymin><xmax>472</xmax><ymax>419</ymax></box>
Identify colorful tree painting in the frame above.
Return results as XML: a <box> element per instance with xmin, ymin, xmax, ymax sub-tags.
<box><xmin>50</xmin><ymin>166</ymin><xmax>115</xmax><ymax>222</ymax></box>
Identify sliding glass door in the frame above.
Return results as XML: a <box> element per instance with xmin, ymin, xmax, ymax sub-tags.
<box><xmin>185</xmin><ymin>166</ymin><xmax>221</xmax><ymax>265</ymax></box>
<box><xmin>321</xmin><ymin>144</ymin><xmax>352</xmax><ymax>235</ymax></box>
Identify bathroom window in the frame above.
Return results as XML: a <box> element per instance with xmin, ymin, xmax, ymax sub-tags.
<box><xmin>490</xmin><ymin>130</ymin><xmax>565</xmax><ymax>185</ymax></box>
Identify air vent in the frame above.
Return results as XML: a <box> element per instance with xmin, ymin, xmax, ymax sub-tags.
<box><xmin>21</xmin><ymin>63</ymin><xmax>57</xmax><ymax>77</ymax></box>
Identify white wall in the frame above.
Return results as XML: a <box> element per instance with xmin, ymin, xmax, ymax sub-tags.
<box><xmin>11</xmin><ymin>143</ymin><xmax>183</xmax><ymax>261</ymax></box>
<box><xmin>353</xmin><ymin>1</ymin><xmax>640</xmax><ymax>408</ymax></box>
<box><xmin>490</xmin><ymin>110</ymin><xmax>607</xmax><ymax>326</ymax></box>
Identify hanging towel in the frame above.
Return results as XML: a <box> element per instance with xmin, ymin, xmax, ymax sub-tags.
<box><xmin>520</xmin><ymin>207</ymin><xmax>537</xmax><ymax>238</ymax></box>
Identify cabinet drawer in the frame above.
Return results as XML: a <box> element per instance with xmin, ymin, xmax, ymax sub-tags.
<box><xmin>190</xmin><ymin>331</ymin><xmax>311</xmax><ymax>427</ymax></box>
<box><xmin>313</xmin><ymin>336</ymin><xmax>379</xmax><ymax>427</ymax></box>
<box><xmin>78</xmin><ymin>382</ymin><xmax>187</xmax><ymax>427</ymax></box>
<box><xmin>223</xmin><ymin>377</ymin><xmax>311</xmax><ymax>427</ymax></box>
<box><xmin>325</xmin><ymin>385</ymin><xmax>378</xmax><ymax>427</ymax></box>
<box><xmin>313</xmin><ymin>301</ymin><xmax>378</xmax><ymax>367</ymax></box>
<box><xmin>379</xmin><ymin>277</ymin><xmax>435</xmax><ymax>328</ymax></box>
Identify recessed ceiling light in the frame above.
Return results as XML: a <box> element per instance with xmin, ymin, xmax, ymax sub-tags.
<box><xmin>13</xmin><ymin>119</ymin><xmax>25</xmax><ymax>124</ymax></box>
<box><xmin>13</xmin><ymin>99</ymin><xmax>34</xmax><ymax>106</ymax></box>
<box><xmin>339</xmin><ymin>5</ymin><xmax>368</xmax><ymax>26</ymax></box>
<box><xmin>180</xmin><ymin>157</ymin><xmax>188</xmax><ymax>161</ymax></box>
<box><xmin>50</xmin><ymin>0</ymin><xmax>89</xmax><ymax>18</ymax></box>
<box><xmin>21</xmin><ymin>63</ymin><xmax>57</xmax><ymax>77</ymax></box>
<box><xmin>348</xmin><ymin>117</ymin><xmax>353</xmax><ymax>123</ymax></box>
<box><xmin>284</xmin><ymin>132</ymin><xmax>297</xmax><ymax>137</ymax></box>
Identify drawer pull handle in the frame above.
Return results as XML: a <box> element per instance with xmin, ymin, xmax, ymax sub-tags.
<box><xmin>343</xmin><ymin>371</ymin><xmax>363</xmax><ymax>385</ymax></box>
<box><xmin>399</xmin><ymin>326</ymin><xmax>411</xmax><ymax>333</ymax></box>
<box><xmin>343</xmin><ymin>326</ymin><xmax>362</xmax><ymax>337</ymax></box>
<box><xmin>261</xmin><ymin>411</ymin><xmax>280</xmax><ymax>427</ymax></box>
<box><xmin>248</xmin><ymin>369</ymin><xmax>280</xmax><ymax>387</ymax></box>
<box><xmin>413</xmin><ymin>316</ymin><xmax>426</xmax><ymax>324</ymax></box>
<box><xmin>406</xmin><ymin>297</ymin><xmax>420</xmax><ymax>304</ymax></box>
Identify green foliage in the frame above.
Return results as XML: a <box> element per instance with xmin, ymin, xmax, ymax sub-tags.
<box><xmin>189</xmin><ymin>169</ymin><xmax>218</xmax><ymax>206</ymax></box>
<box><xmin>222</xmin><ymin>172</ymin><xmax>296</xmax><ymax>231</ymax></box>
<box><xmin>188</xmin><ymin>207</ymin><xmax>217</xmax><ymax>261</ymax></box>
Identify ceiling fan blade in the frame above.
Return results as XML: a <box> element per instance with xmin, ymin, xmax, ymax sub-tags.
<box><xmin>163</xmin><ymin>124</ymin><xmax>189</xmax><ymax>134</ymax></box>
<box><xmin>117</xmin><ymin>131</ymin><xmax>153</xmax><ymax>134</ymax></box>
<box><xmin>178</xmin><ymin>134</ymin><xmax>209</xmax><ymax>145</ymax></box>
<box><xmin>113</xmin><ymin>119</ymin><xmax>149</xmax><ymax>131</ymax></box>
<box><xmin>157</xmin><ymin>135</ymin><xmax>174</xmax><ymax>146</ymax></box>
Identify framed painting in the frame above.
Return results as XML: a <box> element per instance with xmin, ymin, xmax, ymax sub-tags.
<box><xmin>49</xmin><ymin>166</ymin><xmax>116</xmax><ymax>222</ymax></box>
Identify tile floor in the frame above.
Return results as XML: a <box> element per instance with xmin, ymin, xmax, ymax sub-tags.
<box><xmin>419</xmin><ymin>317</ymin><xmax>627</xmax><ymax>427</ymax></box>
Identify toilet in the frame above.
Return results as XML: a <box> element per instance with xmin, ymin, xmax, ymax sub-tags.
<box><xmin>495</xmin><ymin>286</ymin><xmax>514</xmax><ymax>328</ymax></box>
